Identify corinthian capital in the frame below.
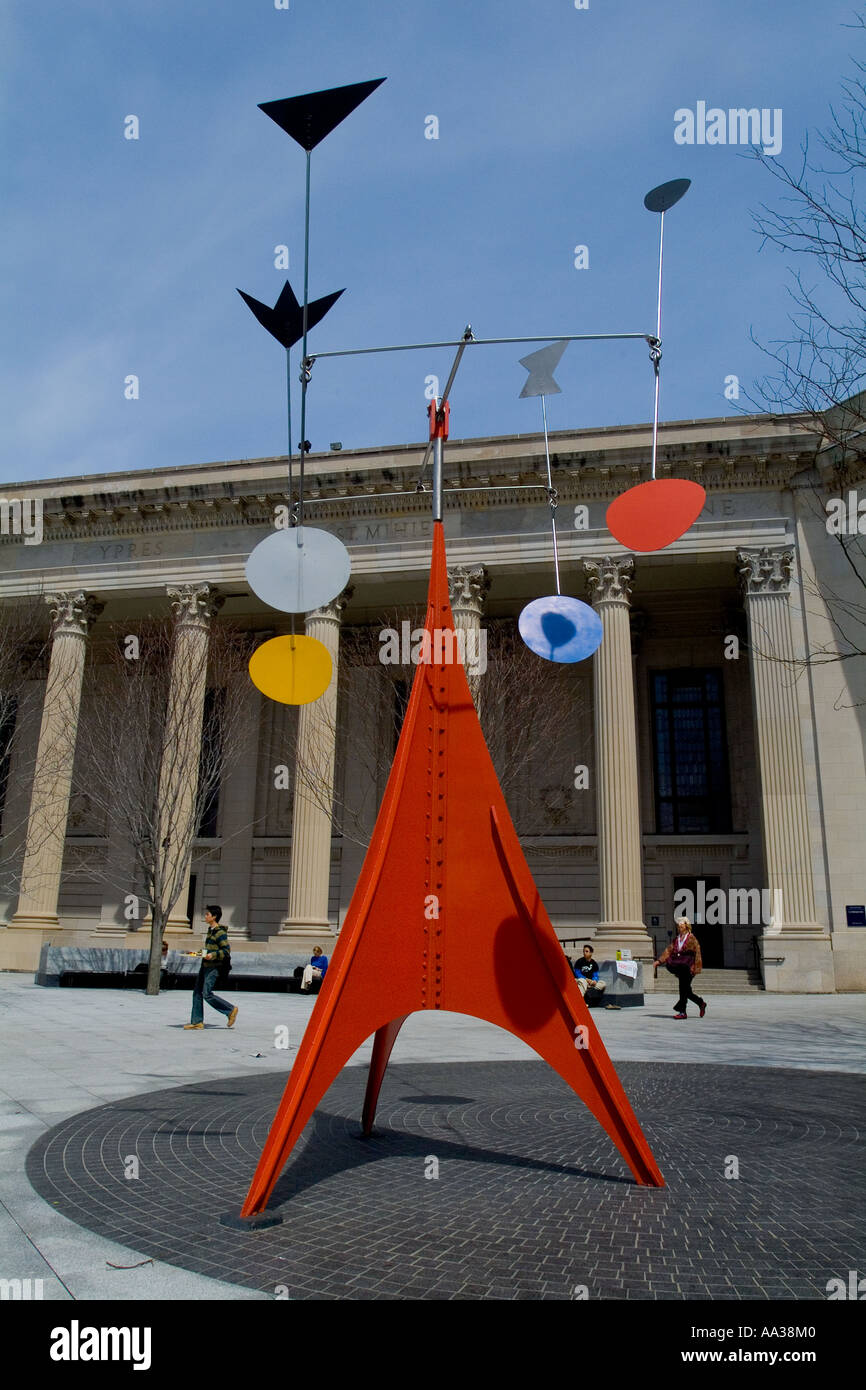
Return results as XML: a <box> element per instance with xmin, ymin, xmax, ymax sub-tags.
<box><xmin>737</xmin><ymin>547</ymin><xmax>794</xmax><ymax>598</ymax></box>
<box><xmin>308</xmin><ymin>586</ymin><xmax>354</xmax><ymax>625</ymax></box>
<box><xmin>448</xmin><ymin>565</ymin><xmax>491</xmax><ymax>619</ymax></box>
<box><xmin>166</xmin><ymin>583</ymin><xmax>224</xmax><ymax>629</ymax></box>
<box><xmin>46</xmin><ymin>591</ymin><xmax>104</xmax><ymax>639</ymax></box>
<box><xmin>584</xmin><ymin>555</ymin><xmax>634</xmax><ymax>605</ymax></box>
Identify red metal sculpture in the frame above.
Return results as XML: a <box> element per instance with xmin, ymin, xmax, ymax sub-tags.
<box><xmin>239</xmin><ymin>522</ymin><xmax>663</xmax><ymax>1218</ymax></box>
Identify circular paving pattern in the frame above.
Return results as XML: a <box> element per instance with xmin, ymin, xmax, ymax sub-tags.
<box><xmin>26</xmin><ymin>1061</ymin><xmax>866</xmax><ymax>1300</ymax></box>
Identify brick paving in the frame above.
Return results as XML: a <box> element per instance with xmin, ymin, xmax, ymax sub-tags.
<box><xmin>24</xmin><ymin>1060</ymin><xmax>866</xmax><ymax>1300</ymax></box>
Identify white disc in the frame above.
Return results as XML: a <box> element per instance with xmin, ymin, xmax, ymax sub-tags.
<box><xmin>245</xmin><ymin>526</ymin><xmax>351</xmax><ymax>614</ymax></box>
<box><xmin>518</xmin><ymin>594</ymin><xmax>603</xmax><ymax>663</ymax></box>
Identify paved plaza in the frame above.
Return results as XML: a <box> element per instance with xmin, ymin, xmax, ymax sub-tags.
<box><xmin>1</xmin><ymin>975</ymin><xmax>865</xmax><ymax>1300</ymax></box>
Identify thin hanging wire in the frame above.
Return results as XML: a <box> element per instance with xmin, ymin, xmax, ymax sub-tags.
<box><xmin>540</xmin><ymin>392</ymin><xmax>561</xmax><ymax>595</ymax></box>
<box><xmin>285</xmin><ymin>346</ymin><xmax>293</xmax><ymax>510</ymax></box>
<box><xmin>650</xmin><ymin>209</ymin><xmax>665</xmax><ymax>480</ymax></box>
<box><xmin>297</xmin><ymin>149</ymin><xmax>312</xmax><ymax>545</ymax></box>
<box><xmin>285</xmin><ymin>345</ymin><xmax>296</xmax><ymax>643</ymax></box>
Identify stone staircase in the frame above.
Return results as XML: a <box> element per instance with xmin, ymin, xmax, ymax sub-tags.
<box><xmin>652</xmin><ymin>966</ymin><xmax>764</xmax><ymax>994</ymax></box>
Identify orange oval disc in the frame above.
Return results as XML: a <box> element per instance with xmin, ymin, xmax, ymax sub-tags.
<box><xmin>606</xmin><ymin>479</ymin><xmax>706</xmax><ymax>552</ymax></box>
<box><xmin>248</xmin><ymin>635</ymin><xmax>332</xmax><ymax>705</ymax></box>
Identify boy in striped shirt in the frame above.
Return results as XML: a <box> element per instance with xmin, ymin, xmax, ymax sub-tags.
<box><xmin>184</xmin><ymin>905</ymin><xmax>238</xmax><ymax>1029</ymax></box>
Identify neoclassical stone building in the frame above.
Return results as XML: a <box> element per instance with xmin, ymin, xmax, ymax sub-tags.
<box><xmin>1</xmin><ymin>409</ymin><xmax>864</xmax><ymax>990</ymax></box>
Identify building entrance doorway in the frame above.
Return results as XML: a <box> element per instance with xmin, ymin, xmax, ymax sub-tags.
<box><xmin>673</xmin><ymin>875</ymin><xmax>724</xmax><ymax>967</ymax></box>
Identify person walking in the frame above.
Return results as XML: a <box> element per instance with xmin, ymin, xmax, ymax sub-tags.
<box><xmin>653</xmin><ymin>916</ymin><xmax>707</xmax><ymax>1020</ymax></box>
<box><xmin>184</xmin><ymin>904</ymin><xmax>238</xmax><ymax>1030</ymax></box>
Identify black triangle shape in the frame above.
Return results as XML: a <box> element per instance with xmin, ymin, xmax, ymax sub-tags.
<box><xmin>259</xmin><ymin>78</ymin><xmax>385</xmax><ymax>151</ymax></box>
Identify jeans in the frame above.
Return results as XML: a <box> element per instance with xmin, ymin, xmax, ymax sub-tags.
<box><xmin>191</xmin><ymin>965</ymin><xmax>233</xmax><ymax>1024</ymax></box>
<box><xmin>671</xmin><ymin>965</ymin><xmax>705</xmax><ymax>1014</ymax></box>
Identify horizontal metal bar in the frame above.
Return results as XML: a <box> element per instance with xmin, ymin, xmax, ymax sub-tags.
<box><xmin>304</xmin><ymin>331</ymin><xmax>655</xmax><ymax>363</ymax></box>
<box><xmin>297</xmin><ymin>482</ymin><xmax>566</xmax><ymax>506</ymax></box>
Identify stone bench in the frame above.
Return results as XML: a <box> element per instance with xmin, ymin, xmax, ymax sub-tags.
<box><xmin>36</xmin><ymin>945</ymin><xmax>325</xmax><ymax>994</ymax></box>
<box><xmin>569</xmin><ymin>959</ymin><xmax>645</xmax><ymax>1008</ymax></box>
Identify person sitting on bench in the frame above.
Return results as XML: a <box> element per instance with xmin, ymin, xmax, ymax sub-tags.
<box><xmin>573</xmin><ymin>943</ymin><xmax>606</xmax><ymax>998</ymax></box>
<box><xmin>298</xmin><ymin>946</ymin><xmax>329</xmax><ymax>993</ymax></box>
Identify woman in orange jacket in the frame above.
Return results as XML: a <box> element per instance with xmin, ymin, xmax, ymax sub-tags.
<box><xmin>653</xmin><ymin>916</ymin><xmax>707</xmax><ymax>1020</ymax></box>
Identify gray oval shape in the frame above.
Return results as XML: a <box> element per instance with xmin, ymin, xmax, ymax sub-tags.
<box><xmin>245</xmin><ymin>526</ymin><xmax>351</xmax><ymax>614</ymax></box>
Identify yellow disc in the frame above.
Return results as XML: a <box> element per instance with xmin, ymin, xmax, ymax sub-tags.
<box><xmin>248</xmin><ymin>635</ymin><xmax>332</xmax><ymax>705</ymax></box>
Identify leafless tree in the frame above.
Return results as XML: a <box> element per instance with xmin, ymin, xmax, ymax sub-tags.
<box><xmin>746</xmin><ymin>14</ymin><xmax>866</xmax><ymax>675</ymax></box>
<box><xmin>78</xmin><ymin>618</ymin><xmax>258</xmax><ymax>995</ymax></box>
<box><xmin>288</xmin><ymin>611</ymin><xmax>587</xmax><ymax>848</ymax></box>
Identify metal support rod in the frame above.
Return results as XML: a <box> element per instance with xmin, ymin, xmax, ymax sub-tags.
<box><xmin>432</xmin><ymin>436</ymin><xmax>443</xmax><ymax>523</ymax></box>
<box><xmin>650</xmin><ymin>209</ymin><xmax>665</xmax><ymax>481</ymax></box>
<box><xmin>297</xmin><ymin>149</ymin><xmax>312</xmax><ymax>537</ymax></box>
<box><xmin>285</xmin><ymin>346</ymin><xmax>293</xmax><ymax>507</ymax></box>
<box><xmin>299</xmin><ymin>481</ymin><xmax>574</xmax><ymax>506</ymax></box>
<box><xmin>303</xmin><ymin>330</ymin><xmax>654</xmax><ymax>366</ymax></box>
<box><xmin>416</xmin><ymin>330</ymin><xmax>473</xmax><ymax>493</ymax></box>
<box><xmin>440</xmin><ymin>326</ymin><xmax>473</xmax><ymax>402</ymax></box>
<box><xmin>656</xmin><ymin>210</ymin><xmax>665</xmax><ymax>345</ymax></box>
<box><xmin>540</xmin><ymin>393</ymin><xmax>561</xmax><ymax>595</ymax></box>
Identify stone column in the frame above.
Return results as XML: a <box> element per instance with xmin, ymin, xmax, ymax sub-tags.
<box><xmin>584</xmin><ymin>557</ymin><xmax>653</xmax><ymax>959</ymax></box>
<box><xmin>10</xmin><ymin>592</ymin><xmax>103</xmax><ymax>934</ymax></box>
<box><xmin>161</xmin><ymin>583</ymin><xmax>223</xmax><ymax>937</ymax></box>
<box><xmin>737</xmin><ymin>547</ymin><xmax>831</xmax><ymax>989</ymax></box>
<box><xmin>217</xmin><ymin>634</ymin><xmax>271</xmax><ymax>940</ymax></box>
<box><xmin>280</xmin><ymin>591</ymin><xmax>351</xmax><ymax>943</ymax></box>
<box><xmin>448</xmin><ymin>564</ymin><xmax>490</xmax><ymax>705</ymax></box>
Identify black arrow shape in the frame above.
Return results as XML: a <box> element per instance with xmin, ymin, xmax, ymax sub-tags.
<box><xmin>259</xmin><ymin>78</ymin><xmax>386</xmax><ymax>152</ymax></box>
<box><xmin>236</xmin><ymin>279</ymin><xmax>344</xmax><ymax>350</ymax></box>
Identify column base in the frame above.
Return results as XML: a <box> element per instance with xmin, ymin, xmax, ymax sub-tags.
<box><xmin>7</xmin><ymin>911</ymin><xmax>61</xmax><ymax>931</ymax></box>
<box><xmin>592</xmin><ymin>922</ymin><xmax>654</xmax><ymax>952</ymax></box>
<box><xmin>278</xmin><ymin>918</ymin><xmax>337</xmax><ymax>947</ymax></box>
<box><xmin>591</xmin><ymin>922</ymin><xmax>657</xmax><ymax>988</ymax></box>
<box><xmin>0</xmin><ymin>925</ymin><xmax>52</xmax><ymax>971</ymax></box>
<box><xmin>764</xmin><ymin>921</ymin><xmax>827</xmax><ymax>938</ymax></box>
<box><xmin>91</xmin><ymin>923</ymin><xmax>129</xmax><ymax>939</ymax></box>
<box><xmin>759</xmin><ymin>929</ymin><xmax>834</xmax><ymax>992</ymax></box>
<box><xmin>165</xmin><ymin>917</ymin><xmax>194</xmax><ymax>933</ymax></box>
<box><xmin>142</xmin><ymin>915</ymin><xmax>196</xmax><ymax>941</ymax></box>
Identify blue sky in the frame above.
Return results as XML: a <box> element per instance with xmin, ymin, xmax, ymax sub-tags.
<box><xmin>0</xmin><ymin>0</ymin><xmax>860</xmax><ymax>486</ymax></box>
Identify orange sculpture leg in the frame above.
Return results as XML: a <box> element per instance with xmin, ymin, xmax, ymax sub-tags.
<box><xmin>239</xmin><ymin>522</ymin><xmax>663</xmax><ymax>1218</ymax></box>
<box><xmin>361</xmin><ymin>1016</ymin><xmax>409</xmax><ymax>1136</ymax></box>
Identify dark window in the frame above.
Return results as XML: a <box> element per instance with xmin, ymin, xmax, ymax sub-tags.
<box><xmin>673</xmin><ymin>875</ymin><xmax>725</xmax><ymax>967</ymax></box>
<box><xmin>197</xmin><ymin>688</ymin><xmax>223</xmax><ymax>837</ymax></box>
<box><xmin>186</xmin><ymin>873</ymin><xmax>197</xmax><ymax>925</ymax></box>
<box><xmin>650</xmin><ymin>669</ymin><xmax>731</xmax><ymax>834</ymax></box>
<box><xmin>0</xmin><ymin>697</ymin><xmax>17</xmax><ymax>831</ymax></box>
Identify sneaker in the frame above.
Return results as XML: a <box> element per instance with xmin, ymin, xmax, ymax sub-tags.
<box><xmin>673</xmin><ymin>1012</ymin><xmax>687</xmax><ymax>1019</ymax></box>
<box><xmin>699</xmin><ymin>1001</ymin><xmax>707</xmax><ymax>1018</ymax></box>
<box><xmin>227</xmin><ymin>1006</ymin><xmax>239</xmax><ymax>1028</ymax></box>
<box><xmin>604</xmin><ymin>1003</ymin><xmax>621</xmax><ymax>1010</ymax></box>
<box><xmin>184</xmin><ymin>1023</ymin><xmax>204</xmax><ymax>1030</ymax></box>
